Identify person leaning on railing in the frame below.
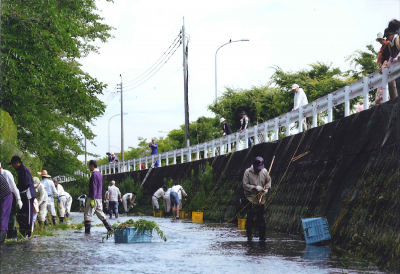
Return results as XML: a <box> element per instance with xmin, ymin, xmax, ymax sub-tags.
<box><xmin>381</xmin><ymin>27</ymin><xmax>399</xmax><ymax>99</ymax></box>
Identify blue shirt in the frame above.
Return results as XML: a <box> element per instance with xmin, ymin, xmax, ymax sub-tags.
<box><xmin>149</xmin><ymin>143</ymin><xmax>158</xmax><ymax>155</ymax></box>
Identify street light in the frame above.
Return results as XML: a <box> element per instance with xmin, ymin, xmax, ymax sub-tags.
<box><xmin>215</xmin><ymin>39</ymin><xmax>250</xmax><ymax>100</ymax></box>
<box><xmin>108</xmin><ymin>113</ymin><xmax>128</xmax><ymax>153</ymax></box>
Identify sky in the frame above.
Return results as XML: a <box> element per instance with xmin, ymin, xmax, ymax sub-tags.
<box><xmin>78</xmin><ymin>0</ymin><xmax>400</xmax><ymax>161</ymax></box>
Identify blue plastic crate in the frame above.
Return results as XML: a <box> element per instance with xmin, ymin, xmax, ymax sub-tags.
<box><xmin>114</xmin><ymin>227</ymin><xmax>152</xmax><ymax>243</ymax></box>
<box><xmin>301</xmin><ymin>217</ymin><xmax>331</xmax><ymax>245</ymax></box>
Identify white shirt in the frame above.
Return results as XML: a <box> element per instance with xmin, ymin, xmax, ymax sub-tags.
<box><xmin>41</xmin><ymin>178</ymin><xmax>59</xmax><ymax>196</ymax></box>
<box><xmin>153</xmin><ymin>188</ymin><xmax>165</xmax><ymax>199</ymax></box>
<box><xmin>56</xmin><ymin>184</ymin><xmax>65</xmax><ymax>196</ymax></box>
<box><xmin>171</xmin><ymin>185</ymin><xmax>185</xmax><ymax>199</ymax></box>
<box><xmin>0</xmin><ymin>168</ymin><xmax>21</xmax><ymax>200</ymax></box>
<box><xmin>293</xmin><ymin>88</ymin><xmax>308</xmax><ymax>110</ymax></box>
<box><xmin>64</xmin><ymin>191</ymin><xmax>71</xmax><ymax>200</ymax></box>
<box><xmin>164</xmin><ymin>188</ymin><xmax>171</xmax><ymax>197</ymax></box>
<box><xmin>108</xmin><ymin>185</ymin><xmax>121</xmax><ymax>201</ymax></box>
<box><xmin>123</xmin><ymin>193</ymin><xmax>133</xmax><ymax>201</ymax></box>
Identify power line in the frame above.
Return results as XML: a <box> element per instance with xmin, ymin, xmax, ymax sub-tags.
<box><xmin>123</xmin><ymin>32</ymin><xmax>182</xmax><ymax>86</ymax></box>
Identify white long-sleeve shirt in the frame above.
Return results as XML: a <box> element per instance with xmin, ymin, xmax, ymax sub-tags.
<box><xmin>56</xmin><ymin>184</ymin><xmax>65</xmax><ymax>196</ymax></box>
<box><xmin>153</xmin><ymin>188</ymin><xmax>165</xmax><ymax>199</ymax></box>
<box><xmin>171</xmin><ymin>185</ymin><xmax>186</xmax><ymax>200</ymax></box>
<box><xmin>0</xmin><ymin>168</ymin><xmax>21</xmax><ymax>200</ymax></box>
<box><xmin>293</xmin><ymin>88</ymin><xmax>308</xmax><ymax>110</ymax></box>
<box><xmin>41</xmin><ymin>178</ymin><xmax>59</xmax><ymax>197</ymax></box>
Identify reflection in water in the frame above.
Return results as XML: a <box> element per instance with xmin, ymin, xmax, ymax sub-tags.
<box><xmin>0</xmin><ymin>213</ymin><xmax>382</xmax><ymax>274</ymax></box>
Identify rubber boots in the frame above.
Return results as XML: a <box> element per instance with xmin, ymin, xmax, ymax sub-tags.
<box><xmin>59</xmin><ymin>217</ymin><xmax>64</xmax><ymax>224</ymax></box>
<box><xmin>115</xmin><ymin>213</ymin><xmax>118</xmax><ymax>219</ymax></box>
<box><xmin>52</xmin><ymin>216</ymin><xmax>58</xmax><ymax>225</ymax></box>
<box><xmin>102</xmin><ymin>220</ymin><xmax>112</xmax><ymax>232</ymax></box>
<box><xmin>66</xmin><ymin>213</ymin><xmax>70</xmax><ymax>218</ymax></box>
<box><xmin>85</xmin><ymin>221</ymin><xmax>91</xmax><ymax>234</ymax></box>
<box><xmin>7</xmin><ymin>229</ymin><xmax>17</xmax><ymax>239</ymax></box>
<box><xmin>0</xmin><ymin>232</ymin><xmax>6</xmax><ymax>244</ymax></box>
<box><xmin>44</xmin><ymin>219</ymin><xmax>48</xmax><ymax>226</ymax></box>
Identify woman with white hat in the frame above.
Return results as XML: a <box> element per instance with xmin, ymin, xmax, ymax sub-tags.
<box><xmin>33</xmin><ymin>177</ymin><xmax>48</xmax><ymax>226</ymax></box>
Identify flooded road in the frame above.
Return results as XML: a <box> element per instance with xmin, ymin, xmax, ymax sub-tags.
<box><xmin>1</xmin><ymin>212</ymin><xmax>382</xmax><ymax>274</ymax></box>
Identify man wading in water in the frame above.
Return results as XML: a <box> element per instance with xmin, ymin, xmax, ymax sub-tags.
<box><xmin>243</xmin><ymin>156</ymin><xmax>271</xmax><ymax>241</ymax></box>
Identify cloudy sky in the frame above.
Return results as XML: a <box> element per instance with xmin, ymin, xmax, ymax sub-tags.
<box><xmin>78</xmin><ymin>0</ymin><xmax>400</xmax><ymax>161</ymax></box>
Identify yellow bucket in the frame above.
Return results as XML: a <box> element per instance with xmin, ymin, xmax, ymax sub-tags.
<box><xmin>238</xmin><ymin>219</ymin><xmax>246</xmax><ymax>230</ymax></box>
<box><xmin>192</xmin><ymin>211</ymin><xmax>203</xmax><ymax>222</ymax></box>
<box><xmin>179</xmin><ymin>211</ymin><xmax>185</xmax><ymax>219</ymax></box>
<box><xmin>153</xmin><ymin>211</ymin><xmax>163</xmax><ymax>217</ymax></box>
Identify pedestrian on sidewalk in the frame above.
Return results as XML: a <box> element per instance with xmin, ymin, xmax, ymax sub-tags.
<box><xmin>149</xmin><ymin>139</ymin><xmax>159</xmax><ymax>168</ymax></box>
<box><xmin>54</xmin><ymin>178</ymin><xmax>66</xmax><ymax>223</ymax></box>
<box><xmin>122</xmin><ymin>192</ymin><xmax>137</xmax><ymax>213</ymax></box>
<box><xmin>382</xmin><ymin>29</ymin><xmax>399</xmax><ymax>99</ymax></box>
<box><xmin>152</xmin><ymin>185</ymin><xmax>167</xmax><ymax>211</ymax></box>
<box><xmin>239</xmin><ymin>111</ymin><xmax>252</xmax><ymax>148</ymax></box>
<box><xmin>9</xmin><ymin>156</ymin><xmax>36</xmax><ymax>237</ymax></box>
<box><xmin>33</xmin><ymin>177</ymin><xmax>47</xmax><ymax>226</ymax></box>
<box><xmin>105</xmin><ymin>180</ymin><xmax>122</xmax><ymax>219</ymax></box>
<box><xmin>221</xmin><ymin>117</ymin><xmax>233</xmax><ymax>152</ymax></box>
<box><xmin>243</xmin><ymin>156</ymin><xmax>272</xmax><ymax>242</ymax></box>
<box><xmin>64</xmin><ymin>191</ymin><xmax>72</xmax><ymax>218</ymax></box>
<box><xmin>84</xmin><ymin>160</ymin><xmax>112</xmax><ymax>234</ymax></box>
<box><xmin>170</xmin><ymin>182</ymin><xmax>187</xmax><ymax>219</ymax></box>
<box><xmin>38</xmin><ymin>170</ymin><xmax>59</xmax><ymax>225</ymax></box>
<box><xmin>292</xmin><ymin>84</ymin><xmax>309</xmax><ymax>131</ymax></box>
<box><xmin>0</xmin><ymin>162</ymin><xmax>22</xmax><ymax>240</ymax></box>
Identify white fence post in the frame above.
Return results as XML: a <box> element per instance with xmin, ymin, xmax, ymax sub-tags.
<box><xmin>173</xmin><ymin>150</ymin><xmax>177</xmax><ymax>165</ymax></box>
<box><xmin>196</xmin><ymin>146</ymin><xmax>200</xmax><ymax>160</ymax></box>
<box><xmin>345</xmin><ymin>86</ymin><xmax>350</xmax><ymax>117</ymax></box>
<box><xmin>254</xmin><ymin>125</ymin><xmax>259</xmax><ymax>145</ymax></box>
<box><xmin>139</xmin><ymin>158</ymin><xmax>141</xmax><ymax>170</ymax></box>
<box><xmin>181</xmin><ymin>149</ymin><xmax>184</xmax><ymax>163</ymax></box>
<box><xmin>298</xmin><ymin>109</ymin><xmax>303</xmax><ymax>133</ymax></box>
<box><xmin>382</xmin><ymin>67</ymin><xmax>389</xmax><ymax>102</ymax></box>
<box><xmin>166</xmin><ymin>152</ymin><xmax>169</xmax><ymax>166</ymax></box>
<box><xmin>151</xmin><ymin>155</ymin><xmax>154</xmax><ymax>167</ymax></box>
<box><xmin>312</xmin><ymin>101</ymin><xmax>317</xmax><ymax>128</ymax></box>
<box><xmin>363</xmin><ymin>76</ymin><xmax>369</xmax><ymax>110</ymax></box>
<box><xmin>227</xmin><ymin>135</ymin><xmax>231</xmax><ymax>153</ymax></box>
<box><xmin>133</xmin><ymin>159</ymin><xmax>136</xmax><ymax>171</ymax></box>
<box><xmin>263</xmin><ymin>124</ymin><xmax>268</xmax><ymax>143</ymax></box>
<box><xmin>274</xmin><ymin>118</ymin><xmax>279</xmax><ymax>139</ymax></box>
<box><xmin>219</xmin><ymin>139</ymin><xmax>224</xmax><ymax>155</ymax></box>
<box><xmin>145</xmin><ymin>157</ymin><xmax>148</xmax><ymax>169</ymax></box>
<box><xmin>158</xmin><ymin>154</ymin><xmax>162</xmax><ymax>167</ymax></box>
<box><xmin>113</xmin><ymin>163</ymin><xmax>116</xmax><ymax>174</ymax></box>
<box><xmin>328</xmin><ymin>94</ymin><xmax>333</xmax><ymax>123</ymax></box>
<box><xmin>286</xmin><ymin>113</ymin><xmax>290</xmax><ymax>136</ymax></box>
<box><xmin>245</xmin><ymin>130</ymin><xmax>249</xmax><ymax>149</ymax></box>
<box><xmin>212</xmin><ymin>141</ymin><xmax>216</xmax><ymax>157</ymax></box>
<box><xmin>188</xmin><ymin>147</ymin><xmax>192</xmax><ymax>162</ymax></box>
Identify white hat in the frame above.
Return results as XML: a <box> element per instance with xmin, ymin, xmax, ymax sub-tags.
<box><xmin>111</xmin><ymin>180</ymin><xmax>116</xmax><ymax>184</ymax></box>
<box><xmin>376</xmin><ymin>32</ymin><xmax>384</xmax><ymax>41</ymax></box>
<box><xmin>0</xmin><ymin>162</ymin><xmax>2</xmax><ymax>168</ymax></box>
<box><xmin>33</xmin><ymin>177</ymin><xmax>41</xmax><ymax>187</ymax></box>
<box><xmin>220</xmin><ymin>118</ymin><xmax>226</xmax><ymax>123</ymax></box>
<box><xmin>292</xmin><ymin>84</ymin><xmax>299</xmax><ymax>90</ymax></box>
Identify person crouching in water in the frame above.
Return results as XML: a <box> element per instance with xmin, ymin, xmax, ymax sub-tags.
<box><xmin>84</xmin><ymin>160</ymin><xmax>112</xmax><ymax>234</ymax></box>
<box><xmin>243</xmin><ymin>156</ymin><xmax>271</xmax><ymax>241</ymax></box>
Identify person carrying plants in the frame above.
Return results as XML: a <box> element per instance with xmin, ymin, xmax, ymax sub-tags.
<box><xmin>243</xmin><ymin>156</ymin><xmax>271</xmax><ymax>241</ymax></box>
<box><xmin>152</xmin><ymin>185</ymin><xmax>167</xmax><ymax>212</ymax></box>
<box><xmin>122</xmin><ymin>192</ymin><xmax>137</xmax><ymax>213</ymax></box>
<box><xmin>84</xmin><ymin>160</ymin><xmax>112</xmax><ymax>234</ymax></box>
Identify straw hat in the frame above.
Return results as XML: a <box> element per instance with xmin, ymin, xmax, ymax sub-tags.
<box><xmin>37</xmin><ymin>170</ymin><xmax>51</xmax><ymax>177</ymax></box>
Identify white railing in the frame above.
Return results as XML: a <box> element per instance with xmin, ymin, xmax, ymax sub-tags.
<box><xmin>68</xmin><ymin>63</ymin><xmax>400</xmax><ymax>178</ymax></box>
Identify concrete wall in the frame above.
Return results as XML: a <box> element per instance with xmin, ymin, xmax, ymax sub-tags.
<box><xmin>105</xmin><ymin>98</ymin><xmax>400</xmax><ymax>270</ymax></box>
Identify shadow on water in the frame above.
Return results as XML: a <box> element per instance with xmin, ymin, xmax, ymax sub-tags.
<box><xmin>0</xmin><ymin>213</ymin><xmax>383</xmax><ymax>274</ymax></box>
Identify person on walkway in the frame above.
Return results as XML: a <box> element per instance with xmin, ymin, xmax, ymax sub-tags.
<box><xmin>382</xmin><ymin>29</ymin><xmax>400</xmax><ymax>99</ymax></box>
<box><xmin>239</xmin><ymin>111</ymin><xmax>252</xmax><ymax>148</ymax></box>
<box><xmin>0</xmin><ymin>162</ymin><xmax>22</xmax><ymax>240</ymax></box>
<box><xmin>149</xmin><ymin>139</ymin><xmax>159</xmax><ymax>168</ymax></box>
<box><xmin>38</xmin><ymin>170</ymin><xmax>59</xmax><ymax>225</ymax></box>
<box><xmin>78</xmin><ymin>194</ymin><xmax>87</xmax><ymax>212</ymax></box>
<box><xmin>9</xmin><ymin>156</ymin><xmax>36</xmax><ymax>237</ymax></box>
<box><xmin>54</xmin><ymin>178</ymin><xmax>66</xmax><ymax>223</ymax></box>
<box><xmin>105</xmin><ymin>180</ymin><xmax>122</xmax><ymax>219</ymax></box>
<box><xmin>33</xmin><ymin>177</ymin><xmax>47</xmax><ymax>226</ymax></box>
<box><xmin>292</xmin><ymin>84</ymin><xmax>309</xmax><ymax>131</ymax></box>
<box><xmin>106</xmin><ymin>152</ymin><xmax>112</xmax><ymax>163</ymax></box>
<box><xmin>122</xmin><ymin>192</ymin><xmax>137</xmax><ymax>213</ymax></box>
<box><xmin>163</xmin><ymin>187</ymin><xmax>172</xmax><ymax>213</ymax></box>
<box><xmin>221</xmin><ymin>117</ymin><xmax>233</xmax><ymax>152</ymax></box>
<box><xmin>84</xmin><ymin>160</ymin><xmax>112</xmax><ymax>234</ymax></box>
<box><xmin>243</xmin><ymin>156</ymin><xmax>272</xmax><ymax>242</ymax></box>
<box><xmin>64</xmin><ymin>191</ymin><xmax>72</xmax><ymax>218</ymax></box>
<box><xmin>152</xmin><ymin>185</ymin><xmax>167</xmax><ymax>212</ymax></box>
<box><xmin>110</xmin><ymin>153</ymin><xmax>119</xmax><ymax>163</ymax></box>
<box><xmin>170</xmin><ymin>182</ymin><xmax>187</xmax><ymax>219</ymax></box>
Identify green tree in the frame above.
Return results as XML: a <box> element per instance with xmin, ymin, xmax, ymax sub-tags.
<box><xmin>1</xmin><ymin>0</ymin><xmax>114</xmax><ymax>176</ymax></box>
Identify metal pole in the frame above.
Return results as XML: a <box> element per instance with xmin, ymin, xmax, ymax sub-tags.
<box><xmin>84</xmin><ymin>121</ymin><xmax>87</xmax><ymax>166</ymax></box>
<box><xmin>120</xmin><ymin>74</ymin><xmax>124</xmax><ymax>162</ymax></box>
<box><xmin>108</xmin><ymin>113</ymin><xmax>127</xmax><ymax>154</ymax></box>
<box><xmin>215</xmin><ymin>39</ymin><xmax>249</xmax><ymax>100</ymax></box>
<box><xmin>182</xmin><ymin>18</ymin><xmax>190</xmax><ymax>148</ymax></box>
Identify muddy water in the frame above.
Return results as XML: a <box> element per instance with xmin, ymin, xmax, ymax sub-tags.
<box><xmin>0</xmin><ymin>212</ymin><xmax>382</xmax><ymax>274</ymax></box>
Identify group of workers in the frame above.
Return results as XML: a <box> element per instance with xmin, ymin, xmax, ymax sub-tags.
<box><xmin>0</xmin><ymin>156</ymin><xmax>73</xmax><ymax>243</ymax></box>
<box><xmin>103</xmin><ymin>180</ymin><xmax>137</xmax><ymax>219</ymax></box>
<box><xmin>151</xmin><ymin>183</ymin><xmax>187</xmax><ymax>219</ymax></box>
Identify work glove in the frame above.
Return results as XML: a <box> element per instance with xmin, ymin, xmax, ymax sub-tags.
<box><xmin>17</xmin><ymin>199</ymin><xmax>23</xmax><ymax>209</ymax></box>
<box><xmin>255</xmin><ymin>186</ymin><xmax>263</xmax><ymax>192</ymax></box>
<box><xmin>57</xmin><ymin>196</ymin><xmax>61</xmax><ymax>203</ymax></box>
<box><xmin>90</xmin><ymin>199</ymin><xmax>95</xmax><ymax>207</ymax></box>
<box><xmin>262</xmin><ymin>189</ymin><xmax>269</xmax><ymax>196</ymax></box>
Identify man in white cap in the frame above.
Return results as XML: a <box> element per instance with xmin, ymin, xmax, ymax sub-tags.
<box><xmin>38</xmin><ymin>170</ymin><xmax>60</xmax><ymax>225</ymax></box>
<box><xmin>53</xmin><ymin>178</ymin><xmax>66</xmax><ymax>223</ymax></box>
<box><xmin>105</xmin><ymin>180</ymin><xmax>122</xmax><ymax>219</ymax></box>
<box><xmin>292</xmin><ymin>84</ymin><xmax>309</xmax><ymax>131</ymax></box>
<box><xmin>0</xmin><ymin>163</ymin><xmax>22</xmax><ymax>242</ymax></box>
<box><xmin>33</xmin><ymin>177</ymin><xmax>48</xmax><ymax>226</ymax></box>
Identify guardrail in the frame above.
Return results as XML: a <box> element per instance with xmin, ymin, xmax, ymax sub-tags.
<box><xmin>60</xmin><ymin>63</ymin><xmax>400</xmax><ymax>181</ymax></box>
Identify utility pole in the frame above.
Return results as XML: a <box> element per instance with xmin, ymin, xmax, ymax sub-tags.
<box><xmin>182</xmin><ymin>18</ymin><xmax>190</xmax><ymax>148</ymax></box>
<box><xmin>117</xmin><ymin>75</ymin><xmax>125</xmax><ymax>162</ymax></box>
<box><xmin>84</xmin><ymin>121</ymin><xmax>87</xmax><ymax>166</ymax></box>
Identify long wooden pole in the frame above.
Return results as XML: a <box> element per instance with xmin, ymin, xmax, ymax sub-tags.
<box><xmin>259</xmin><ymin>156</ymin><xmax>275</xmax><ymax>203</ymax></box>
